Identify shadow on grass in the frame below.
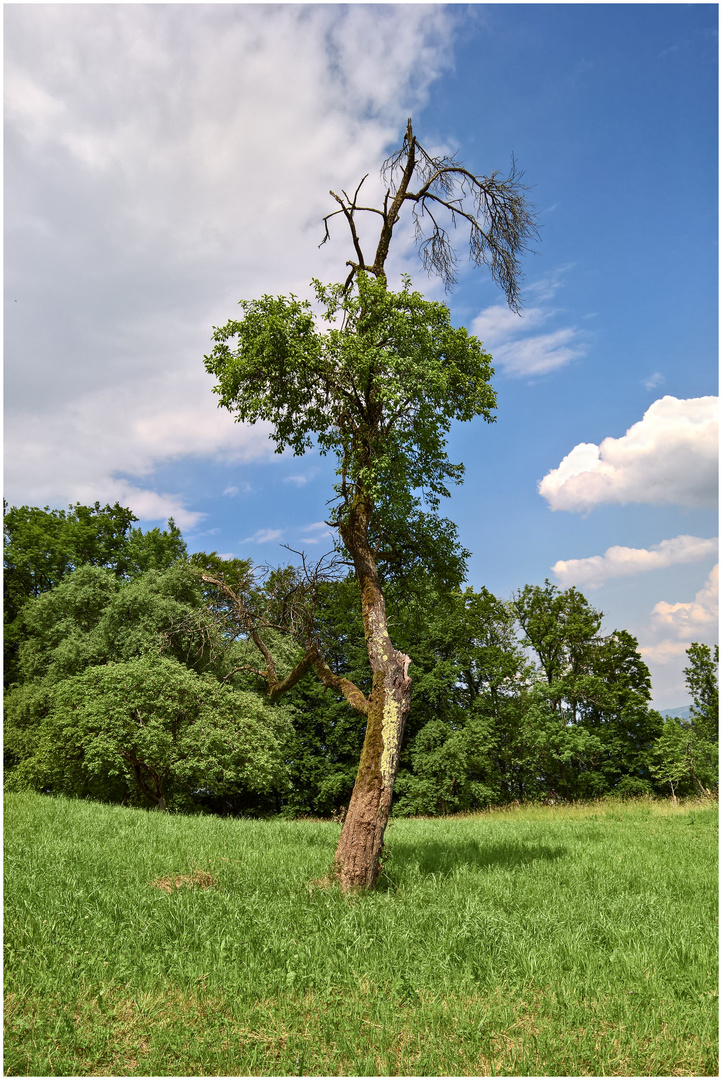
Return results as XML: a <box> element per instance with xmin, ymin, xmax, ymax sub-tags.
<box><xmin>381</xmin><ymin>838</ymin><xmax>567</xmax><ymax>884</ymax></box>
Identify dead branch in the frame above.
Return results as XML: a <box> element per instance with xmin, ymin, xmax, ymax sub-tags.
<box><xmin>321</xmin><ymin>118</ymin><xmax>538</xmax><ymax>311</ymax></box>
<box><xmin>197</xmin><ymin>560</ymin><xmax>369</xmax><ymax>714</ymax></box>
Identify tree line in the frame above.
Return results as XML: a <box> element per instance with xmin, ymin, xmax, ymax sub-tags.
<box><xmin>5</xmin><ymin>501</ymin><xmax>718</xmax><ymax>820</ymax></box>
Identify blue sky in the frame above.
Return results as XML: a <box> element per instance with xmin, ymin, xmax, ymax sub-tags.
<box><xmin>5</xmin><ymin>4</ymin><xmax>718</xmax><ymax>707</ymax></box>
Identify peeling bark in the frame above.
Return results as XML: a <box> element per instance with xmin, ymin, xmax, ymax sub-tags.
<box><xmin>333</xmin><ymin>664</ymin><xmax>411</xmax><ymax>890</ymax></box>
<box><xmin>332</xmin><ymin>495</ymin><xmax>411</xmax><ymax>891</ymax></box>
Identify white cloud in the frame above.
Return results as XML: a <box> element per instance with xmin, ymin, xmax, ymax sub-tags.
<box><xmin>223</xmin><ymin>486</ymin><xmax>239</xmax><ymax>498</ymax></box>
<box><xmin>524</xmin><ymin>264</ymin><xmax>576</xmax><ymax>302</ymax></box>
<box><xmin>300</xmin><ymin>521</ymin><xmax>335</xmax><ymax>545</ymax></box>
<box><xmin>244</xmin><ymin>529</ymin><xmax>283</xmax><ymax>545</ymax></box>
<box><xmin>98</xmin><ymin>481</ymin><xmax>205</xmax><ymax>531</ymax></box>
<box><xmin>641</xmin><ymin>640</ymin><xmax>692</xmax><ymax>664</ymax></box>
<box><xmin>552</xmin><ymin>535</ymin><xmax>718</xmax><ymax>590</ymax></box>
<box><xmin>643</xmin><ymin>372</ymin><xmax>665</xmax><ymax>390</ymax></box>
<box><xmin>4</xmin><ymin>5</ymin><xmax>456</xmax><ymax>518</ymax></box>
<box><xmin>471</xmin><ymin>268</ymin><xmax>586</xmax><ymax>377</ymax></box>
<box><xmin>539</xmin><ymin>396</ymin><xmax>718</xmax><ymax>512</ymax></box>
<box><xmin>283</xmin><ymin>476</ymin><xmax>309</xmax><ymax>488</ymax></box>
<box><xmin>650</xmin><ymin>564</ymin><xmax>719</xmax><ymax>641</ymax></box>
<box><xmin>637</xmin><ymin>564</ymin><xmax>719</xmax><ymax>707</ymax></box>
<box><xmin>3</xmin><ymin>372</ymin><xmax>274</xmax><ymax>525</ymax></box>
<box><xmin>491</xmin><ymin>327</ymin><xmax>586</xmax><ymax>377</ymax></box>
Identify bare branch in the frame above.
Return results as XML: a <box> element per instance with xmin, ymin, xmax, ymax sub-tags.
<box><xmin>195</xmin><ymin>553</ymin><xmax>367</xmax><ymax>710</ymax></box>
<box><xmin>321</xmin><ymin>118</ymin><xmax>537</xmax><ymax>310</ymax></box>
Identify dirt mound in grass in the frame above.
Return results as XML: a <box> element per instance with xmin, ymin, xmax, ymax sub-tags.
<box><xmin>150</xmin><ymin>870</ymin><xmax>217</xmax><ymax>894</ymax></box>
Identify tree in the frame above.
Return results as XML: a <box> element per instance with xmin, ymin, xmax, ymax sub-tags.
<box><xmin>513</xmin><ymin>580</ymin><xmax>603</xmax><ymax>689</ymax></box>
<box><xmin>6</xmin><ymin>656</ymin><xmax>292</xmax><ymax>812</ymax></box>
<box><xmin>5</xmin><ymin>563</ymin><xmax>219</xmax><ymax>783</ymax></box>
<box><xmin>648</xmin><ymin>642</ymin><xmax>719</xmax><ymax>803</ymax></box>
<box><xmin>579</xmin><ymin>630</ymin><xmax>663</xmax><ymax>798</ymax></box>
<box><xmin>4</xmin><ymin>501</ymin><xmax>187</xmax><ymax>685</ymax></box>
<box><xmin>4</xmin><ymin>561</ymin><xmax>296</xmax><ymax>811</ymax></box>
<box><xmin>10</xmin><ymin>563</ymin><xmax>215</xmax><ymax>688</ymax></box>
<box><xmin>685</xmin><ymin>643</ymin><xmax>719</xmax><ymax>742</ymax></box>
<box><xmin>393</xmin><ymin>584</ymin><xmax>533</xmax><ymax>814</ymax></box>
<box><xmin>650</xmin><ymin>716</ymin><xmax>716</xmax><ymax>804</ymax></box>
<box><xmin>204</xmin><ymin>120</ymin><xmax>536</xmax><ymax>889</ymax></box>
<box><xmin>513</xmin><ymin>583</ymin><xmax>663</xmax><ymax>800</ymax></box>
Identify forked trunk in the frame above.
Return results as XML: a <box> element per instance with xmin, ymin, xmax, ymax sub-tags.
<box><xmin>334</xmin><ymin>497</ymin><xmax>411</xmax><ymax>891</ymax></box>
<box><xmin>334</xmin><ymin>660</ymin><xmax>411</xmax><ymax>890</ymax></box>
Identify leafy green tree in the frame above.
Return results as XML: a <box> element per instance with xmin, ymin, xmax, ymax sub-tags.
<box><xmin>649</xmin><ymin>719</ymin><xmax>690</xmax><ymax>804</ymax></box>
<box><xmin>685</xmin><ymin>643</ymin><xmax>719</xmax><ymax>742</ymax></box>
<box><xmin>206</xmin><ymin>274</ymin><xmax>495</xmax><ymax>882</ymax></box>
<box><xmin>278</xmin><ymin>575</ymin><xmax>371</xmax><ymax>817</ymax></box>
<box><xmin>204</xmin><ymin>120</ymin><xmax>536</xmax><ymax>890</ymax></box>
<box><xmin>392</xmin><ymin>584</ymin><xmax>532</xmax><ymax>813</ymax></box>
<box><xmin>4</xmin><ymin>563</ymin><xmax>254</xmax><ymax>801</ymax></box>
<box><xmin>394</xmin><ymin>715</ymin><xmax>499</xmax><ymax>817</ymax></box>
<box><xmin>514</xmin><ymin>583</ymin><xmax>662</xmax><ymax>799</ymax></box>
<box><xmin>4</xmin><ymin>501</ymin><xmax>186</xmax><ymax>684</ymax></box>
<box><xmin>519</xmin><ymin>696</ymin><xmax>606</xmax><ymax>801</ymax></box>
<box><xmin>647</xmin><ymin>644</ymin><xmax>718</xmax><ymax>801</ymax></box>
<box><xmin>11</xmin><ymin>563</ymin><xmax>216</xmax><ymax>688</ymax></box>
<box><xmin>514</xmin><ymin>580</ymin><xmax>602</xmax><ymax>689</ymax></box>
<box><xmin>6</xmin><ymin>656</ymin><xmax>292</xmax><ymax>812</ymax></box>
<box><xmin>577</xmin><ymin>630</ymin><xmax>663</xmax><ymax>797</ymax></box>
<box><xmin>650</xmin><ymin>716</ymin><xmax>716</xmax><ymax>803</ymax></box>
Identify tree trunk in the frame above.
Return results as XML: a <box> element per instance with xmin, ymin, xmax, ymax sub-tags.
<box><xmin>128</xmin><ymin>758</ymin><xmax>168</xmax><ymax>812</ymax></box>
<box><xmin>334</xmin><ymin>661</ymin><xmax>411</xmax><ymax>890</ymax></box>
<box><xmin>333</xmin><ymin>496</ymin><xmax>411</xmax><ymax>891</ymax></box>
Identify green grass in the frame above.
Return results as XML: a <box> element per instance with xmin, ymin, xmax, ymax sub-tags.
<box><xmin>4</xmin><ymin>793</ymin><xmax>718</xmax><ymax>1076</ymax></box>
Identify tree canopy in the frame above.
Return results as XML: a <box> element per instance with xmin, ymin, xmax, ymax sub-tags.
<box><xmin>205</xmin><ymin>273</ymin><xmax>495</xmax><ymax>588</ymax></box>
<box><xmin>4</xmin><ymin>501</ymin><xmax>187</xmax><ymax>686</ymax></box>
<box><xmin>4</xmin><ymin>560</ymin><xmax>294</xmax><ymax>812</ymax></box>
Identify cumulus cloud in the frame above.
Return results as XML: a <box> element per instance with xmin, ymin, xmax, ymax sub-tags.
<box><xmin>4</xmin><ymin>5</ymin><xmax>456</xmax><ymax>520</ymax></box>
<box><xmin>639</xmin><ymin>639</ymin><xmax>692</xmax><ymax>668</ymax></box>
<box><xmin>552</xmin><ymin>535</ymin><xmax>718</xmax><ymax>590</ymax></box>
<box><xmin>636</xmin><ymin>565</ymin><xmax>719</xmax><ymax>705</ymax></box>
<box><xmin>471</xmin><ymin>266</ymin><xmax>587</xmax><ymax>377</ymax></box>
<box><xmin>4</xmin><ymin>370</ymin><xmax>275</xmax><ymax>525</ymax></box>
<box><xmin>539</xmin><ymin>396</ymin><xmax>718</xmax><ymax>512</ymax></box>
<box><xmin>650</xmin><ymin>563</ymin><xmax>719</xmax><ymax>641</ymax></box>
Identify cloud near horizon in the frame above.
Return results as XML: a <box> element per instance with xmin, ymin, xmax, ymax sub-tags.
<box><xmin>539</xmin><ymin>396</ymin><xmax>718</xmax><ymax>512</ymax></box>
<box><xmin>552</xmin><ymin>534</ymin><xmax>718</xmax><ymax>590</ymax></box>
<box><xmin>635</xmin><ymin>564</ymin><xmax>718</xmax><ymax>705</ymax></box>
<box><xmin>649</xmin><ymin>563</ymin><xmax>719</xmax><ymax>643</ymax></box>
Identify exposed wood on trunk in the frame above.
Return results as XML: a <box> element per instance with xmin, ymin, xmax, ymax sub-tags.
<box><xmin>333</xmin><ymin>494</ymin><xmax>411</xmax><ymax>891</ymax></box>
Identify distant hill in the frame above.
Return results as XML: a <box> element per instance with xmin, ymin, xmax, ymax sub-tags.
<box><xmin>660</xmin><ymin>706</ymin><xmax>692</xmax><ymax>721</ymax></box>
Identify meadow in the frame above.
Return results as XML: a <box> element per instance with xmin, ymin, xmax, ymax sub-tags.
<box><xmin>4</xmin><ymin>792</ymin><xmax>718</xmax><ymax>1077</ymax></box>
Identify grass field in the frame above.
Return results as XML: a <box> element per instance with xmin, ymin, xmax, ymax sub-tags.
<box><xmin>4</xmin><ymin>792</ymin><xmax>718</xmax><ymax>1077</ymax></box>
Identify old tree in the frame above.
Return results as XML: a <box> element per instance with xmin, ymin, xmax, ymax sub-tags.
<box><xmin>203</xmin><ymin>121</ymin><xmax>536</xmax><ymax>890</ymax></box>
